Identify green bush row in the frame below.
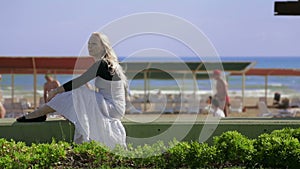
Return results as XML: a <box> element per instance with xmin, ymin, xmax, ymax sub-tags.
<box><xmin>1</xmin><ymin>127</ymin><xmax>300</xmax><ymax>168</ymax></box>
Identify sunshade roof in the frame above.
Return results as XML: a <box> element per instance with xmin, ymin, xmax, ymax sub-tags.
<box><xmin>231</xmin><ymin>68</ymin><xmax>300</xmax><ymax>76</ymax></box>
<box><xmin>0</xmin><ymin>56</ymin><xmax>254</xmax><ymax>79</ymax></box>
<box><xmin>122</xmin><ymin>61</ymin><xmax>254</xmax><ymax>79</ymax></box>
<box><xmin>0</xmin><ymin>56</ymin><xmax>94</xmax><ymax>74</ymax></box>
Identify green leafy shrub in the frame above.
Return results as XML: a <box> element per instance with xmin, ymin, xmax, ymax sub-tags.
<box><xmin>0</xmin><ymin>138</ymin><xmax>31</xmax><ymax>169</ymax></box>
<box><xmin>270</xmin><ymin>127</ymin><xmax>300</xmax><ymax>141</ymax></box>
<box><xmin>69</xmin><ymin>141</ymin><xmax>110</xmax><ymax>168</ymax></box>
<box><xmin>29</xmin><ymin>140</ymin><xmax>69</xmax><ymax>168</ymax></box>
<box><xmin>110</xmin><ymin>144</ymin><xmax>133</xmax><ymax>168</ymax></box>
<box><xmin>1</xmin><ymin>128</ymin><xmax>300</xmax><ymax>168</ymax></box>
<box><xmin>186</xmin><ymin>141</ymin><xmax>217</xmax><ymax>168</ymax></box>
<box><xmin>291</xmin><ymin>127</ymin><xmax>300</xmax><ymax>140</ymax></box>
<box><xmin>254</xmin><ymin>131</ymin><xmax>300</xmax><ymax>169</ymax></box>
<box><xmin>213</xmin><ymin>131</ymin><xmax>255</xmax><ymax>167</ymax></box>
<box><xmin>132</xmin><ymin>141</ymin><xmax>166</xmax><ymax>168</ymax></box>
<box><xmin>112</xmin><ymin>141</ymin><xmax>166</xmax><ymax>168</ymax></box>
<box><xmin>164</xmin><ymin>140</ymin><xmax>190</xmax><ymax>168</ymax></box>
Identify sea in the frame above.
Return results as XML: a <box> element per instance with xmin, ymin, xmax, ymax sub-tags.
<box><xmin>0</xmin><ymin>56</ymin><xmax>300</xmax><ymax>100</ymax></box>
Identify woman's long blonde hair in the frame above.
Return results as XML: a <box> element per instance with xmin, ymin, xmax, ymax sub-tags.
<box><xmin>92</xmin><ymin>32</ymin><xmax>127</xmax><ymax>86</ymax></box>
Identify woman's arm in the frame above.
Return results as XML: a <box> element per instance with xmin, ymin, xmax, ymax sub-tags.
<box><xmin>46</xmin><ymin>61</ymin><xmax>103</xmax><ymax>102</ymax></box>
<box><xmin>63</xmin><ymin>60</ymin><xmax>102</xmax><ymax>91</ymax></box>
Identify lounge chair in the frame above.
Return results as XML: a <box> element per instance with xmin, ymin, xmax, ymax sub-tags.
<box><xmin>229</xmin><ymin>97</ymin><xmax>243</xmax><ymax>113</ymax></box>
<box><xmin>276</xmin><ymin>109</ymin><xmax>297</xmax><ymax>118</ymax></box>
<box><xmin>148</xmin><ymin>92</ymin><xmax>167</xmax><ymax>113</ymax></box>
<box><xmin>290</xmin><ymin>97</ymin><xmax>300</xmax><ymax>108</ymax></box>
<box><xmin>173</xmin><ymin>94</ymin><xmax>187</xmax><ymax>113</ymax></box>
<box><xmin>126</xmin><ymin>101</ymin><xmax>143</xmax><ymax>114</ymax></box>
<box><xmin>257</xmin><ymin>101</ymin><xmax>273</xmax><ymax>117</ymax></box>
<box><xmin>259</xmin><ymin>97</ymin><xmax>267</xmax><ymax>104</ymax></box>
<box><xmin>258</xmin><ymin>101</ymin><xmax>297</xmax><ymax>118</ymax></box>
<box><xmin>186</xmin><ymin>94</ymin><xmax>200</xmax><ymax>114</ymax></box>
<box><xmin>164</xmin><ymin>102</ymin><xmax>174</xmax><ymax>114</ymax></box>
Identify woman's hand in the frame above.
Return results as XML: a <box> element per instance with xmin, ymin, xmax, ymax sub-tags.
<box><xmin>47</xmin><ymin>89</ymin><xmax>58</xmax><ymax>102</ymax></box>
<box><xmin>46</xmin><ymin>86</ymin><xmax>65</xmax><ymax>102</ymax></box>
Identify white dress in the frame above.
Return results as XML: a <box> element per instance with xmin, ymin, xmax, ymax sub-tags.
<box><xmin>46</xmin><ymin>76</ymin><xmax>126</xmax><ymax>149</ymax></box>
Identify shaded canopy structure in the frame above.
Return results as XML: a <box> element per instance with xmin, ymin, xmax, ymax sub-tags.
<box><xmin>122</xmin><ymin>61</ymin><xmax>255</xmax><ymax>108</ymax></box>
<box><xmin>0</xmin><ymin>56</ymin><xmax>255</xmax><ymax>108</ymax></box>
<box><xmin>0</xmin><ymin>56</ymin><xmax>94</xmax><ymax>74</ymax></box>
<box><xmin>231</xmin><ymin>68</ymin><xmax>300</xmax><ymax>103</ymax></box>
<box><xmin>123</xmin><ymin>61</ymin><xmax>254</xmax><ymax>80</ymax></box>
<box><xmin>231</xmin><ymin>68</ymin><xmax>300</xmax><ymax>76</ymax></box>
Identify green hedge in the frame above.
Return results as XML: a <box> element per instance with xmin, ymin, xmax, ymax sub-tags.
<box><xmin>1</xmin><ymin>128</ymin><xmax>300</xmax><ymax>168</ymax></box>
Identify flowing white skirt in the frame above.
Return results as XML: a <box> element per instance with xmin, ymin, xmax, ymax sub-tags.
<box><xmin>47</xmin><ymin>86</ymin><xmax>126</xmax><ymax>149</ymax></box>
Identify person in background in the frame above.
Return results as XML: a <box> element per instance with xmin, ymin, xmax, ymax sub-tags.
<box><xmin>274</xmin><ymin>98</ymin><xmax>296</xmax><ymax>117</ymax></box>
<box><xmin>206</xmin><ymin>96</ymin><xmax>212</xmax><ymax>104</ymax></box>
<box><xmin>213</xmin><ymin>69</ymin><xmax>230</xmax><ymax>117</ymax></box>
<box><xmin>43</xmin><ymin>74</ymin><xmax>60</xmax><ymax>103</ymax></box>
<box><xmin>0</xmin><ymin>102</ymin><xmax>5</xmax><ymax>118</ymax></box>
<box><xmin>0</xmin><ymin>75</ymin><xmax>6</xmax><ymax>118</ymax></box>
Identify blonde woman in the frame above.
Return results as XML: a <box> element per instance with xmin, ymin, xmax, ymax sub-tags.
<box><xmin>17</xmin><ymin>32</ymin><xmax>128</xmax><ymax>149</ymax></box>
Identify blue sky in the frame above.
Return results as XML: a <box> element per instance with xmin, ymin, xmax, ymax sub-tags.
<box><xmin>1</xmin><ymin>0</ymin><xmax>300</xmax><ymax>57</ymax></box>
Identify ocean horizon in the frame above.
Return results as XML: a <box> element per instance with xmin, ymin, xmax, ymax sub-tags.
<box><xmin>0</xmin><ymin>56</ymin><xmax>299</xmax><ymax>100</ymax></box>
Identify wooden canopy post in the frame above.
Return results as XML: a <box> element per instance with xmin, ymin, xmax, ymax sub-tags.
<box><xmin>143</xmin><ymin>71</ymin><xmax>147</xmax><ymax>112</ymax></box>
<box><xmin>242</xmin><ymin>72</ymin><xmax>245</xmax><ymax>106</ymax></box>
<box><xmin>11</xmin><ymin>73</ymin><xmax>14</xmax><ymax>104</ymax></box>
<box><xmin>265</xmin><ymin>75</ymin><xmax>268</xmax><ymax>105</ymax></box>
<box><xmin>32</xmin><ymin>58</ymin><xmax>37</xmax><ymax>109</ymax></box>
<box><xmin>193</xmin><ymin>72</ymin><xmax>197</xmax><ymax>94</ymax></box>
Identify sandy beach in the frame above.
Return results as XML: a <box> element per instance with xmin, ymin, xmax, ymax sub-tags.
<box><xmin>124</xmin><ymin>95</ymin><xmax>300</xmax><ymax>119</ymax></box>
<box><xmin>2</xmin><ymin>92</ymin><xmax>300</xmax><ymax>118</ymax></box>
